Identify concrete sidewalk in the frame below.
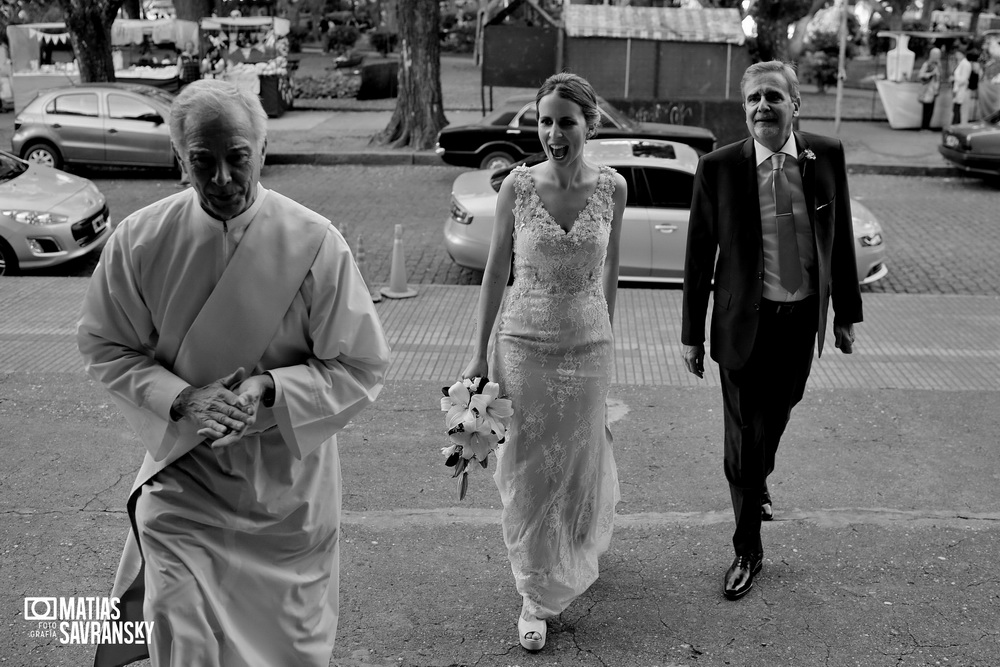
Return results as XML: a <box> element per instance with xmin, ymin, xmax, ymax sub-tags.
<box><xmin>2</xmin><ymin>280</ymin><xmax>999</xmax><ymax>666</ymax></box>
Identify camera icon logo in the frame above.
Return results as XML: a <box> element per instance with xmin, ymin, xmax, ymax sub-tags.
<box><xmin>24</xmin><ymin>598</ymin><xmax>57</xmax><ymax>621</ymax></box>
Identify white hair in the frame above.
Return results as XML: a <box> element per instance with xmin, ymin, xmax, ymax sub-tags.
<box><xmin>169</xmin><ymin>79</ymin><xmax>267</xmax><ymax>156</ymax></box>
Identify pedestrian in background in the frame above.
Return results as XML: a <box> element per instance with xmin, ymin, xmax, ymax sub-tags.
<box><xmin>176</xmin><ymin>40</ymin><xmax>201</xmax><ymax>89</ymax></box>
<box><xmin>319</xmin><ymin>16</ymin><xmax>331</xmax><ymax>53</ymax></box>
<box><xmin>967</xmin><ymin>50</ymin><xmax>983</xmax><ymax>122</ymax></box>
<box><xmin>682</xmin><ymin>60</ymin><xmax>863</xmax><ymax>602</ymax></box>
<box><xmin>81</xmin><ymin>79</ymin><xmax>391</xmax><ymax>667</ymax></box>
<box><xmin>461</xmin><ymin>72</ymin><xmax>627</xmax><ymax>652</ymax></box>
<box><xmin>918</xmin><ymin>47</ymin><xmax>943</xmax><ymax>131</ymax></box>
<box><xmin>951</xmin><ymin>47</ymin><xmax>972</xmax><ymax>125</ymax></box>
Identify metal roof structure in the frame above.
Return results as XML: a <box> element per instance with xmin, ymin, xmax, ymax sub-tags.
<box><xmin>563</xmin><ymin>4</ymin><xmax>745</xmax><ymax>45</ymax></box>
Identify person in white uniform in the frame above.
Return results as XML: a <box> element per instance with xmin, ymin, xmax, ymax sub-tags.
<box><xmin>79</xmin><ymin>79</ymin><xmax>391</xmax><ymax>667</ymax></box>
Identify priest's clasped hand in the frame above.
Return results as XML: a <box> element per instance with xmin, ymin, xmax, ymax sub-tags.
<box><xmin>171</xmin><ymin>367</ymin><xmax>274</xmax><ymax>447</ymax></box>
<box><xmin>203</xmin><ymin>372</ymin><xmax>277</xmax><ymax>448</ymax></box>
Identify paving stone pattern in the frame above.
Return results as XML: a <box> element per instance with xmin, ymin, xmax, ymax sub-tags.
<box><xmin>27</xmin><ymin>167</ymin><xmax>1000</xmax><ymax>299</ymax></box>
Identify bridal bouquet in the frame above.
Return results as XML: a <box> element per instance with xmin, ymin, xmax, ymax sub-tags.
<box><xmin>440</xmin><ymin>377</ymin><xmax>513</xmax><ymax>500</ymax></box>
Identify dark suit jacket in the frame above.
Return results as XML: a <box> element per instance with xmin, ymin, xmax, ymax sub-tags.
<box><xmin>681</xmin><ymin>131</ymin><xmax>863</xmax><ymax>370</ymax></box>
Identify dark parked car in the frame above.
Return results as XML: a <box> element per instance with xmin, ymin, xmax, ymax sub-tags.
<box><xmin>11</xmin><ymin>83</ymin><xmax>176</xmax><ymax>171</ymax></box>
<box><xmin>938</xmin><ymin>109</ymin><xmax>1000</xmax><ymax>178</ymax></box>
<box><xmin>435</xmin><ymin>94</ymin><xmax>717</xmax><ymax>170</ymax></box>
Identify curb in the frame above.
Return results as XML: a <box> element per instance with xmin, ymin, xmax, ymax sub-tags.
<box><xmin>267</xmin><ymin>151</ymin><xmax>444</xmax><ymax>166</ymax></box>
<box><xmin>847</xmin><ymin>163</ymin><xmax>962</xmax><ymax>177</ymax></box>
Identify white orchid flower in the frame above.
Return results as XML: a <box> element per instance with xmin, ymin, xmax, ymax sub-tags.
<box><xmin>441</xmin><ymin>379</ymin><xmax>472</xmax><ymax>411</ymax></box>
<box><xmin>469</xmin><ymin>381</ymin><xmax>513</xmax><ymax>440</ymax></box>
<box><xmin>466</xmin><ymin>429</ymin><xmax>495</xmax><ymax>462</ymax></box>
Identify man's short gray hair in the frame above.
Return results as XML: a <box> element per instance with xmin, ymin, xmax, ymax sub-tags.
<box><xmin>740</xmin><ymin>60</ymin><xmax>801</xmax><ymax>105</ymax></box>
<box><xmin>169</xmin><ymin>79</ymin><xmax>267</xmax><ymax>155</ymax></box>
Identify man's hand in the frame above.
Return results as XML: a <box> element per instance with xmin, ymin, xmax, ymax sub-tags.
<box><xmin>171</xmin><ymin>368</ymin><xmax>254</xmax><ymax>442</ymax></box>
<box><xmin>834</xmin><ymin>323</ymin><xmax>856</xmax><ymax>354</ymax></box>
<box><xmin>683</xmin><ymin>343</ymin><xmax>705</xmax><ymax>379</ymax></box>
<box><xmin>197</xmin><ymin>373</ymin><xmax>276</xmax><ymax>449</ymax></box>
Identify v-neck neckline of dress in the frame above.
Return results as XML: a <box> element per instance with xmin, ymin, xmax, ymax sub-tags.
<box><xmin>526</xmin><ymin>166</ymin><xmax>604</xmax><ymax>236</ymax></box>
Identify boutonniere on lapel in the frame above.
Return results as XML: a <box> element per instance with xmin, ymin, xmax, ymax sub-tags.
<box><xmin>797</xmin><ymin>148</ymin><xmax>816</xmax><ymax>176</ymax></box>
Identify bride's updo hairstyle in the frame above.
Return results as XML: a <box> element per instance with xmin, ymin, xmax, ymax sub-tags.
<box><xmin>535</xmin><ymin>72</ymin><xmax>602</xmax><ymax>139</ymax></box>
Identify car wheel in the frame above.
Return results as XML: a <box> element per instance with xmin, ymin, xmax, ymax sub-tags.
<box><xmin>0</xmin><ymin>239</ymin><xmax>19</xmax><ymax>276</ymax></box>
<box><xmin>23</xmin><ymin>142</ymin><xmax>63</xmax><ymax>170</ymax></box>
<box><xmin>479</xmin><ymin>151</ymin><xmax>515</xmax><ymax>171</ymax></box>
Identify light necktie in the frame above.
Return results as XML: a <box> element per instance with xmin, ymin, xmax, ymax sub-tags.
<box><xmin>771</xmin><ymin>153</ymin><xmax>802</xmax><ymax>293</ymax></box>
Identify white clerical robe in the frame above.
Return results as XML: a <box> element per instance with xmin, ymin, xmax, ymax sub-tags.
<box><xmin>78</xmin><ymin>186</ymin><xmax>391</xmax><ymax>667</ymax></box>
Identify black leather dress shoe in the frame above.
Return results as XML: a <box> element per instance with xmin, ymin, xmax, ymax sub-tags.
<box><xmin>761</xmin><ymin>485</ymin><xmax>773</xmax><ymax>521</ymax></box>
<box><xmin>723</xmin><ymin>553</ymin><xmax>763</xmax><ymax>600</ymax></box>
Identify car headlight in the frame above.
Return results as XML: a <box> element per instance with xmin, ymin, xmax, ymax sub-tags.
<box><xmin>860</xmin><ymin>233</ymin><xmax>883</xmax><ymax>247</ymax></box>
<box><xmin>450</xmin><ymin>196</ymin><xmax>473</xmax><ymax>225</ymax></box>
<box><xmin>1</xmin><ymin>209</ymin><xmax>69</xmax><ymax>225</ymax></box>
<box><xmin>944</xmin><ymin>134</ymin><xmax>960</xmax><ymax>149</ymax></box>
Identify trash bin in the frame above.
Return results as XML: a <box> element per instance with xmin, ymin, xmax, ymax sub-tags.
<box><xmin>357</xmin><ymin>61</ymin><xmax>398</xmax><ymax>100</ymax></box>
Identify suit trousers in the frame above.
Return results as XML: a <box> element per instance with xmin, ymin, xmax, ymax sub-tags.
<box><xmin>719</xmin><ymin>297</ymin><xmax>818</xmax><ymax>557</ymax></box>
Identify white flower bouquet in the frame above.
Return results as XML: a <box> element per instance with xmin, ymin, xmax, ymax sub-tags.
<box><xmin>440</xmin><ymin>377</ymin><xmax>513</xmax><ymax>500</ymax></box>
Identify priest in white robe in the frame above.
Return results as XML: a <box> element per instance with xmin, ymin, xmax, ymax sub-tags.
<box><xmin>79</xmin><ymin>79</ymin><xmax>391</xmax><ymax>667</ymax></box>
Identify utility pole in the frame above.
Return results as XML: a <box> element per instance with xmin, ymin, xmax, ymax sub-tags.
<box><xmin>834</xmin><ymin>0</ymin><xmax>848</xmax><ymax>133</ymax></box>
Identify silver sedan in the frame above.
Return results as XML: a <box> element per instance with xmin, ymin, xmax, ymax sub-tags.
<box><xmin>11</xmin><ymin>83</ymin><xmax>176</xmax><ymax>171</ymax></box>
<box><xmin>444</xmin><ymin>139</ymin><xmax>888</xmax><ymax>285</ymax></box>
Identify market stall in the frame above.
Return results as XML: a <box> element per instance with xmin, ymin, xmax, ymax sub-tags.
<box><xmin>4</xmin><ymin>19</ymin><xmax>198</xmax><ymax>114</ymax></box>
<box><xmin>200</xmin><ymin>16</ymin><xmax>293</xmax><ymax>117</ymax></box>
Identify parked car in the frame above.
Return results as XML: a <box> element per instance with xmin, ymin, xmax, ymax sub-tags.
<box><xmin>435</xmin><ymin>94</ymin><xmax>718</xmax><ymax>170</ymax></box>
<box><xmin>443</xmin><ymin>139</ymin><xmax>888</xmax><ymax>285</ymax></box>
<box><xmin>11</xmin><ymin>83</ymin><xmax>176</xmax><ymax>171</ymax></box>
<box><xmin>938</xmin><ymin>109</ymin><xmax>1000</xmax><ymax>178</ymax></box>
<box><xmin>0</xmin><ymin>149</ymin><xmax>110</xmax><ymax>275</ymax></box>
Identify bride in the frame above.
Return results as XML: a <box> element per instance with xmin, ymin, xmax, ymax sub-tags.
<box><xmin>462</xmin><ymin>72</ymin><xmax>627</xmax><ymax>652</ymax></box>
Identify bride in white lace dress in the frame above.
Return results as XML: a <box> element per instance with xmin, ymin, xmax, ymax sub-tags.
<box><xmin>462</xmin><ymin>73</ymin><xmax>627</xmax><ymax>652</ymax></box>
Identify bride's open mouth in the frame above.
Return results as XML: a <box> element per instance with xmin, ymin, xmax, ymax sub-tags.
<box><xmin>549</xmin><ymin>144</ymin><xmax>569</xmax><ymax>160</ymax></box>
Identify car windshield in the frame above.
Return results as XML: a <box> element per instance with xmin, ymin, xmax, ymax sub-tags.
<box><xmin>597</xmin><ymin>97</ymin><xmax>638</xmax><ymax>130</ymax></box>
<box><xmin>0</xmin><ymin>152</ymin><xmax>28</xmax><ymax>183</ymax></box>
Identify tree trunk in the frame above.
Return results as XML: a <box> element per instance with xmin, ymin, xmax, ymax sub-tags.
<box><xmin>920</xmin><ymin>0</ymin><xmax>937</xmax><ymax>29</ymax></box>
<box><xmin>880</xmin><ymin>0</ymin><xmax>908</xmax><ymax>31</ymax></box>
<box><xmin>787</xmin><ymin>0</ymin><xmax>826</xmax><ymax>61</ymax></box>
<box><xmin>57</xmin><ymin>0</ymin><xmax>123</xmax><ymax>83</ymax></box>
<box><xmin>373</xmin><ymin>0</ymin><xmax>447</xmax><ymax>150</ymax></box>
<box><xmin>173</xmin><ymin>0</ymin><xmax>215</xmax><ymax>22</ymax></box>
<box><xmin>755</xmin><ymin>18</ymin><xmax>789</xmax><ymax>63</ymax></box>
<box><xmin>121</xmin><ymin>0</ymin><xmax>141</xmax><ymax>19</ymax></box>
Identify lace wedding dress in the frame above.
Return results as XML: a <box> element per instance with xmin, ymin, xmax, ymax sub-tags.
<box><xmin>491</xmin><ymin>164</ymin><xmax>621</xmax><ymax>619</ymax></box>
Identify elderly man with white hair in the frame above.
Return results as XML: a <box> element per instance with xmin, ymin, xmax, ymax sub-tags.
<box><xmin>81</xmin><ymin>79</ymin><xmax>391</xmax><ymax>666</ymax></box>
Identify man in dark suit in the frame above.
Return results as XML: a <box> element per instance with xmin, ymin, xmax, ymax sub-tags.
<box><xmin>681</xmin><ymin>61</ymin><xmax>863</xmax><ymax>600</ymax></box>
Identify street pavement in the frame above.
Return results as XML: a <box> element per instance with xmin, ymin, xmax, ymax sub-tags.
<box><xmin>2</xmin><ymin>81</ymin><xmax>1000</xmax><ymax>666</ymax></box>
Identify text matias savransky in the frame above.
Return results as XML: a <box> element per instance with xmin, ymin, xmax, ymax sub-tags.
<box><xmin>24</xmin><ymin>596</ymin><xmax>154</xmax><ymax>645</ymax></box>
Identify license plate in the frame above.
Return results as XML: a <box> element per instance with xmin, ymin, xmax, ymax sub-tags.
<box><xmin>92</xmin><ymin>214</ymin><xmax>107</xmax><ymax>234</ymax></box>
